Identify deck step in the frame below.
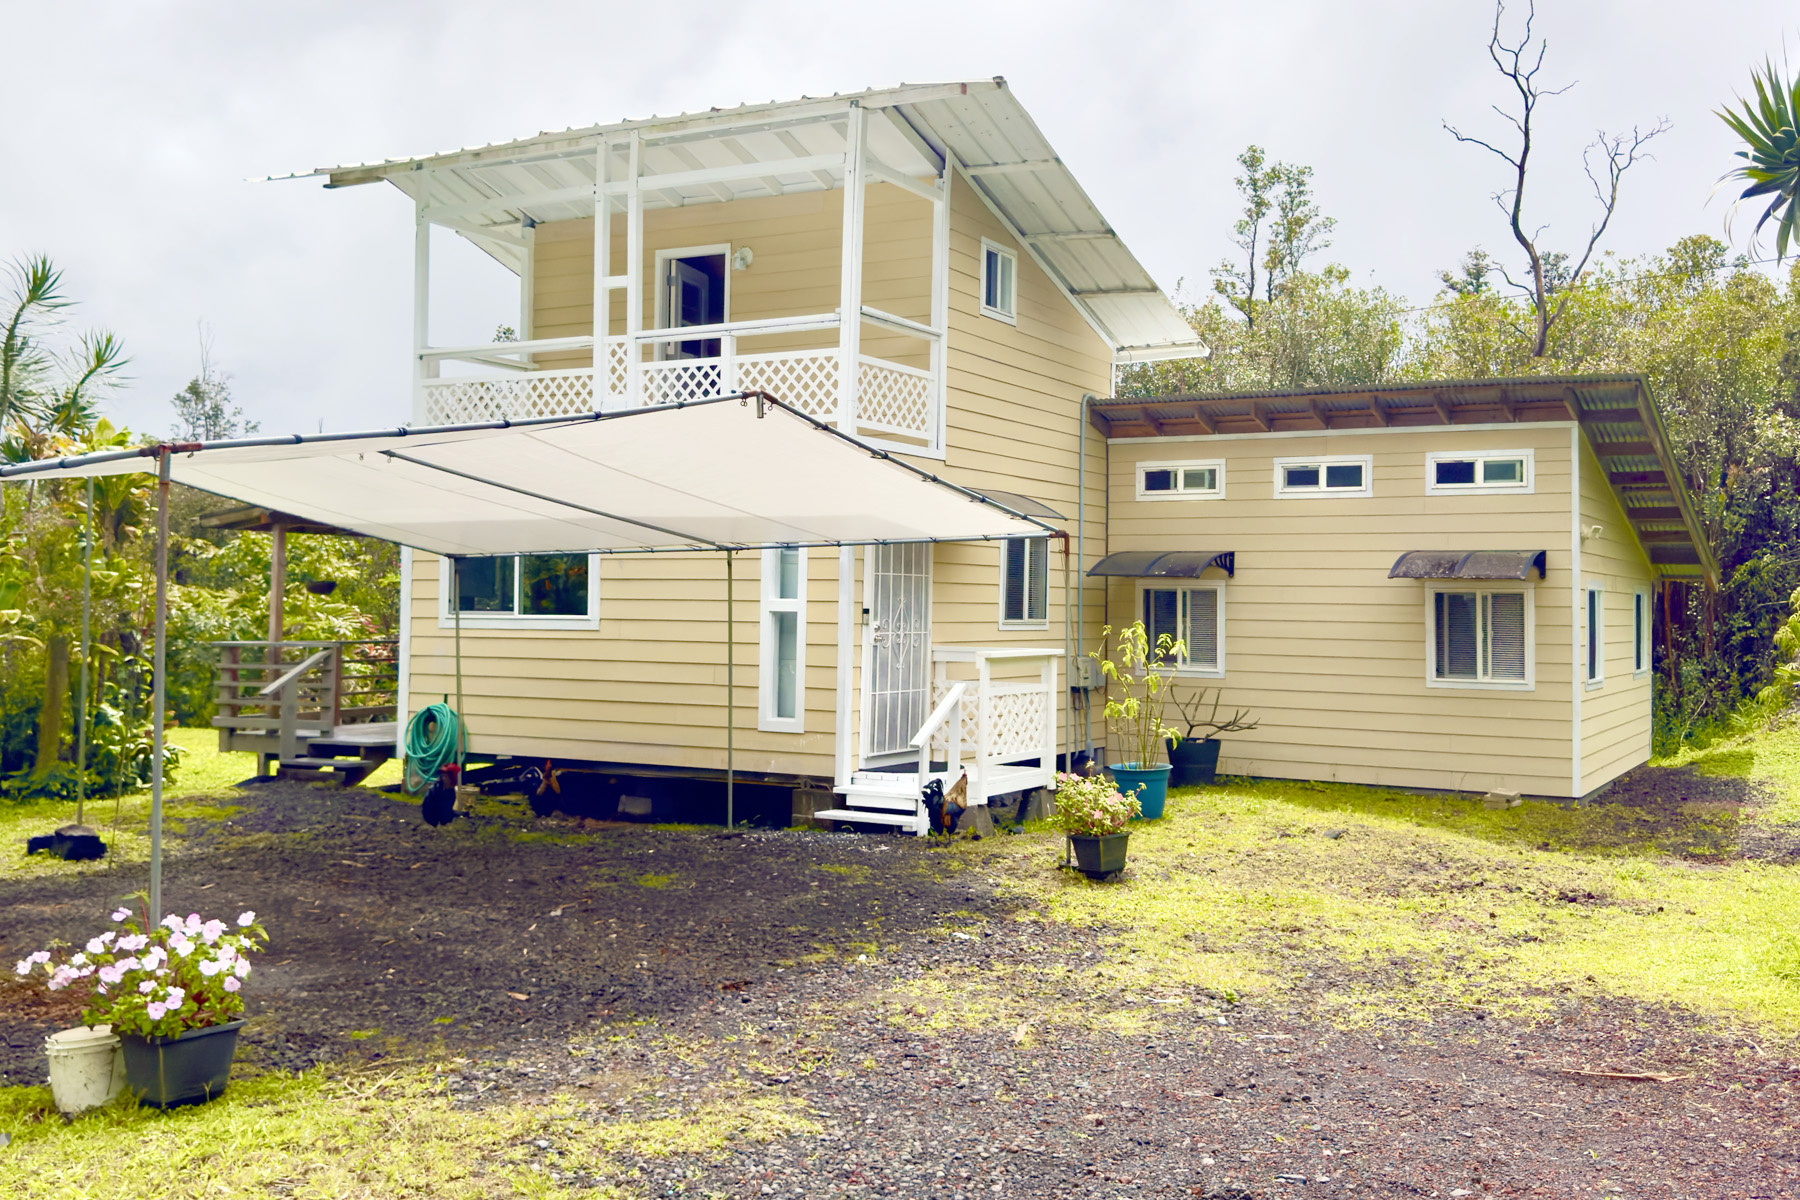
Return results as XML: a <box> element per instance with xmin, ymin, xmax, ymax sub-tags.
<box><xmin>808</xmin><ymin>808</ymin><xmax>927</xmax><ymax>833</ymax></box>
<box><xmin>276</xmin><ymin>756</ymin><xmax>381</xmax><ymax>786</ymax></box>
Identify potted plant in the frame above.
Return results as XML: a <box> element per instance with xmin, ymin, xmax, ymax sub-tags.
<box><xmin>1089</xmin><ymin>621</ymin><xmax>1184</xmax><ymax>819</ymax></box>
<box><xmin>1050</xmin><ymin>770</ymin><xmax>1141</xmax><ymax>878</ymax></box>
<box><xmin>1165</xmin><ymin>687</ymin><xmax>1260</xmax><ymax>786</ymax></box>
<box><xmin>14</xmin><ymin>897</ymin><xmax>267</xmax><ymax>1108</ymax></box>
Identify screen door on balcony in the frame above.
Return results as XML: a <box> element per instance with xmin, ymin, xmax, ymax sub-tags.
<box><xmin>865</xmin><ymin>542</ymin><xmax>931</xmax><ymax>758</ymax></box>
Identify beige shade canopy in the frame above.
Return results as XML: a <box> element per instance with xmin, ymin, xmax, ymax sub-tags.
<box><xmin>0</xmin><ymin>396</ymin><xmax>1058</xmax><ymax>555</ymax></box>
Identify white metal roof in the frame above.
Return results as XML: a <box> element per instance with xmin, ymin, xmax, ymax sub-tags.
<box><xmin>0</xmin><ymin>398</ymin><xmax>1055</xmax><ymax>556</ymax></box>
<box><xmin>279</xmin><ymin>79</ymin><xmax>1202</xmax><ymax>358</ymax></box>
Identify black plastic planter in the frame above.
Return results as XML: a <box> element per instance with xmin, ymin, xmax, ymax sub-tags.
<box><xmin>119</xmin><ymin>1020</ymin><xmax>245</xmax><ymax>1108</ymax></box>
<box><xmin>1166</xmin><ymin>737</ymin><xmax>1222</xmax><ymax>787</ymax></box>
<box><xmin>1069</xmin><ymin>832</ymin><xmax>1130</xmax><ymax>879</ymax></box>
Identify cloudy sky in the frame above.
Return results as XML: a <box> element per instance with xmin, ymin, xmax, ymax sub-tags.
<box><xmin>2</xmin><ymin>0</ymin><xmax>1791</xmax><ymax>436</ymax></box>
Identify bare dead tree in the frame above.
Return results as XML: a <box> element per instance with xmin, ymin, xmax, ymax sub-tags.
<box><xmin>1443</xmin><ymin>0</ymin><xmax>1670</xmax><ymax>357</ymax></box>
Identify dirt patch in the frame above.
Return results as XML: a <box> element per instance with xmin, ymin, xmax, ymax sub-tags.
<box><xmin>4</xmin><ymin>780</ymin><xmax>1798</xmax><ymax>1197</ymax></box>
<box><xmin>1563</xmin><ymin>762</ymin><xmax>1800</xmax><ymax>861</ymax></box>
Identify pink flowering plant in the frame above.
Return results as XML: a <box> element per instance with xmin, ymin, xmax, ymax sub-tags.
<box><xmin>13</xmin><ymin>895</ymin><xmax>268</xmax><ymax>1039</ymax></box>
<box><xmin>1050</xmin><ymin>771</ymin><xmax>1141</xmax><ymax>837</ymax></box>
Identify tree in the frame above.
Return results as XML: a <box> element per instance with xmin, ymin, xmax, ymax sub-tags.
<box><xmin>1264</xmin><ymin>161</ymin><xmax>1335</xmax><ymax>300</ymax></box>
<box><xmin>170</xmin><ymin>331</ymin><xmax>257</xmax><ymax>442</ymax></box>
<box><xmin>1211</xmin><ymin>146</ymin><xmax>1280</xmax><ymax>331</ymax></box>
<box><xmin>0</xmin><ymin>256</ymin><xmax>126</xmax><ymax>450</ymax></box>
<box><xmin>1716</xmin><ymin>58</ymin><xmax>1800</xmax><ymax>261</ymax></box>
<box><xmin>1443</xmin><ymin>0</ymin><xmax>1668</xmax><ymax>357</ymax></box>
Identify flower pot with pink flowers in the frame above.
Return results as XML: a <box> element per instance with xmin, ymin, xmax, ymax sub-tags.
<box><xmin>1050</xmin><ymin>771</ymin><xmax>1142</xmax><ymax>879</ymax></box>
<box><xmin>14</xmin><ymin>897</ymin><xmax>268</xmax><ymax>1109</ymax></box>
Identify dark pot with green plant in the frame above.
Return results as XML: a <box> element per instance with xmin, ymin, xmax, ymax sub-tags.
<box><xmin>1165</xmin><ymin>687</ymin><xmax>1259</xmax><ymax>786</ymax></box>
<box><xmin>1051</xmin><ymin>770</ymin><xmax>1141</xmax><ymax>879</ymax></box>
<box><xmin>1090</xmin><ymin>621</ymin><xmax>1184</xmax><ymax>819</ymax></box>
<box><xmin>14</xmin><ymin>897</ymin><xmax>268</xmax><ymax>1108</ymax></box>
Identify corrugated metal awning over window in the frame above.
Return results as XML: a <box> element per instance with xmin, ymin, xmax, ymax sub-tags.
<box><xmin>1388</xmin><ymin>550</ymin><xmax>1547</xmax><ymax>581</ymax></box>
<box><xmin>1086</xmin><ymin>550</ymin><xmax>1235</xmax><ymax>578</ymax></box>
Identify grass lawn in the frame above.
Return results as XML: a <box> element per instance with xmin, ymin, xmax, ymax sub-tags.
<box><xmin>4</xmin><ymin>717</ymin><xmax>1798</xmax><ymax>1196</ymax></box>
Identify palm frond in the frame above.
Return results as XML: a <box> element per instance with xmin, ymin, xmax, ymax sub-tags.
<box><xmin>1716</xmin><ymin>57</ymin><xmax>1800</xmax><ymax>259</ymax></box>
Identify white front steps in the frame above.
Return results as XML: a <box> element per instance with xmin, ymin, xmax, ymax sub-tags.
<box><xmin>808</xmin><ymin>770</ymin><xmax>944</xmax><ymax>836</ymax></box>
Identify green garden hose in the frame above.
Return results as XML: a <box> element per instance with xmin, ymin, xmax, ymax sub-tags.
<box><xmin>404</xmin><ymin>702</ymin><xmax>463</xmax><ymax>795</ymax></box>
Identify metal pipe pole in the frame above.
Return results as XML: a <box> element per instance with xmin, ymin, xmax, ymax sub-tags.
<box><xmin>452</xmin><ymin>557</ymin><xmax>464</xmax><ymax>768</ymax></box>
<box><xmin>149</xmin><ymin>451</ymin><xmax>171</xmax><ymax>921</ymax></box>
<box><xmin>76</xmin><ymin>478</ymin><xmax>92</xmax><ymax>828</ymax></box>
<box><xmin>725</xmin><ymin>550</ymin><xmax>734</xmax><ymax>829</ymax></box>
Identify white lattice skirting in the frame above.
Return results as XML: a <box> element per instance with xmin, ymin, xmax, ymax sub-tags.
<box><xmin>421</xmin><ymin>368</ymin><xmax>595</xmax><ymax>425</ymax></box>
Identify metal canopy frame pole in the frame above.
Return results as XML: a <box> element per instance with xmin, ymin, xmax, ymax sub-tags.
<box><xmin>76</xmin><ymin>478</ymin><xmax>92</xmax><ymax>828</ymax></box>
<box><xmin>452</xmin><ymin>557</ymin><xmax>464</xmax><ymax>769</ymax></box>
<box><xmin>725</xmin><ymin>550</ymin><xmax>735</xmax><ymax>829</ymax></box>
<box><xmin>149</xmin><ymin>451</ymin><xmax>171</xmax><ymax>921</ymax></box>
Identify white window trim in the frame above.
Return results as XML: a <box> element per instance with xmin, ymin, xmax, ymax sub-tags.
<box><xmin>759</xmin><ymin>547</ymin><xmax>806</xmax><ymax>734</ymax></box>
<box><xmin>997</xmin><ymin>535</ymin><xmax>1050</xmax><ymax>630</ymax></box>
<box><xmin>435</xmin><ymin>554</ymin><xmax>601</xmax><ymax>631</ymax></box>
<box><xmin>1135</xmin><ymin>459</ymin><xmax>1226</xmax><ymax>501</ymax></box>
<box><xmin>1422</xmin><ymin>584</ymin><xmax>1536</xmax><ymax>691</ymax></box>
<box><xmin>978</xmin><ymin>237</ymin><xmax>1017</xmax><ymax>324</ymax></box>
<box><xmin>1633</xmin><ymin>586</ymin><xmax>1652</xmax><ymax>678</ymax></box>
<box><xmin>1272</xmin><ymin>454</ymin><xmax>1374</xmax><ymax>498</ymax></box>
<box><xmin>1424</xmin><ymin>449</ymin><xmax>1535</xmax><ymax>496</ymax></box>
<box><xmin>1136</xmin><ymin>581</ymin><xmax>1227</xmax><ymax>678</ymax></box>
<box><xmin>1584</xmin><ymin>580</ymin><xmax>1605</xmax><ymax>690</ymax></box>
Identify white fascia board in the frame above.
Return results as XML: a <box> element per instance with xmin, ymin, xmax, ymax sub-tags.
<box><xmin>1114</xmin><ymin>342</ymin><xmax>1210</xmax><ymax>365</ymax></box>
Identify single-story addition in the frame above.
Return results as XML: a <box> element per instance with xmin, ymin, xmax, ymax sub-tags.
<box><xmin>1086</xmin><ymin>375</ymin><xmax>1718</xmax><ymax>800</ymax></box>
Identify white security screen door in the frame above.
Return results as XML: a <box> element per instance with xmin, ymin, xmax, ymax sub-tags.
<box><xmin>865</xmin><ymin>542</ymin><xmax>931</xmax><ymax>757</ymax></box>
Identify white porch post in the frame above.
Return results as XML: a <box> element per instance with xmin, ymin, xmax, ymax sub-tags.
<box><xmin>412</xmin><ymin>196</ymin><xmax>432</xmax><ymax>423</ymax></box>
<box><xmin>518</xmin><ymin>218</ymin><xmax>535</xmax><ymax>367</ymax></box>
<box><xmin>593</xmin><ymin>137</ymin><xmax>614</xmax><ymax>407</ymax></box>
<box><xmin>834</xmin><ymin>544</ymin><xmax>855</xmax><ymax>789</ymax></box>
<box><xmin>836</xmin><ymin>104</ymin><xmax>867</xmax><ymax>430</ymax></box>
<box><xmin>625</xmin><ymin>131</ymin><xmax>644</xmax><ymax>407</ymax></box>
<box><xmin>929</xmin><ymin>151</ymin><xmax>953</xmax><ymax>458</ymax></box>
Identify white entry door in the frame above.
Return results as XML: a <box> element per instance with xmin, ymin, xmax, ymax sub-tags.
<box><xmin>864</xmin><ymin>543</ymin><xmax>931</xmax><ymax>758</ymax></box>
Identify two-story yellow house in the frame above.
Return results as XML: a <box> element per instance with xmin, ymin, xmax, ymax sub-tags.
<box><xmin>296</xmin><ymin>80</ymin><xmax>1203</xmax><ymax>828</ymax></box>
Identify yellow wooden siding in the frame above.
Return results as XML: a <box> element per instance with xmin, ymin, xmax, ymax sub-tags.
<box><xmin>1575</xmin><ymin>438</ymin><xmax>1655</xmax><ymax>794</ymax></box>
<box><xmin>405</xmin><ymin>171</ymin><xmax>1113</xmax><ymax>780</ymax></box>
<box><xmin>1105</xmin><ymin>426</ymin><xmax>1579</xmax><ymax>796</ymax></box>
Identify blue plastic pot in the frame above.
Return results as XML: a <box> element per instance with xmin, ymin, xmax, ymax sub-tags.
<box><xmin>1111</xmin><ymin>762</ymin><xmax>1173</xmax><ymax>820</ymax></box>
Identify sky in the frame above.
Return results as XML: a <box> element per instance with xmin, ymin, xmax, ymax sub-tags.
<box><xmin>1</xmin><ymin>0</ymin><xmax>1793</xmax><ymax>437</ymax></box>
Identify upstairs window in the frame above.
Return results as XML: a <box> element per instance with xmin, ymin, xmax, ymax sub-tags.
<box><xmin>1426</xmin><ymin>450</ymin><xmax>1533</xmax><ymax>495</ymax></box>
<box><xmin>1273</xmin><ymin>455</ymin><xmax>1372</xmax><ymax>498</ymax></box>
<box><xmin>1429</xmin><ymin>588</ymin><xmax>1530</xmax><ymax>687</ymax></box>
<box><xmin>443</xmin><ymin>553</ymin><xmax>598</xmax><ymax>629</ymax></box>
<box><xmin>1141</xmin><ymin>583</ymin><xmax>1224</xmax><ymax>676</ymax></box>
<box><xmin>1137</xmin><ymin>460</ymin><xmax>1225</xmax><ymax>501</ymax></box>
<box><xmin>980</xmin><ymin>239</ymin><xmax>1017</xmax><ymax>323</ymax></box>
<box><xmin>1000</xmin><ymin>536</ymin><xmax>1048</xmax><ymax>627</ymax></box>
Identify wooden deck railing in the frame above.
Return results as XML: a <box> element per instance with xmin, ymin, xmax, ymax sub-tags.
<box><xmin>212</xmin><ymin>639</ymin><xmax>399</xmax><ymax>737</ymax></box>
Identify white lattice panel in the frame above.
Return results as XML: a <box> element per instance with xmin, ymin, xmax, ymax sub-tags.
<box><xmin>739</xmin><ymin>351</ymin><xmax>838</xmax><ymax>416</ymax></box>
<box><xmin>642</xmin><ymin>359</ymin><xmax>724</xmax><ymax>406</ymax></box>
<box><xmin>421</xmin><ymin>369</ymin><xmax>595</xmax><ymax>425</ymax></box>
<box><xmin>605</xmin><ymin>341</ymin><xmax>628</xmax><ymax>400</ymax></box>
<box><xmin>927</xmin><ymin>683</ymin><xmax>979</xmax><ymax>759</ymax></box>
<box><xmin>986</xmin><ymin>690</ymin><xmax>1046</xmax><ymax>761</ymax></box>
<box><xmin>856</xmin><ymin>359</ymin><xmax>933</xmax><ymax>437</ymax></box>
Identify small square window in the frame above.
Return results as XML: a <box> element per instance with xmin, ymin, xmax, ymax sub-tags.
<box><xmin>980</xmin><ymin>239</ymin><xmax>1017</xmax><ymax>322</ymax></box>
<box><xmin>1137</xmin><ymin>460</ymin><xmax>1225</xmax><ymax>501</ymax></box>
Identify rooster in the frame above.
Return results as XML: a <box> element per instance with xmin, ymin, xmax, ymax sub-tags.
<box><xmin>920</xmin><ymin>773</ymin><xmax>969</xmax><ymax>835</ymax></box>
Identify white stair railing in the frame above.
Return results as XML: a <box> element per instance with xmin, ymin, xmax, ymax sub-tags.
<box><xmin>909</xmin><ymin>681</ymin><xmax>967</xmax><ymax>786</ymax></box>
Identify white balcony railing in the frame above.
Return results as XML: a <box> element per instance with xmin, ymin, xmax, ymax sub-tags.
<box><xmin>416</xmin><ymin>310</ymin><xmax>942</xmax><ymax>454</ymax></box>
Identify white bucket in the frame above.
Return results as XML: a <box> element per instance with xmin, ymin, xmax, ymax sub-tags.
<box><xmin>44</xmin><ymin>1024</ymin><xmax>124</xmax><ymax>1114</ymax></box>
